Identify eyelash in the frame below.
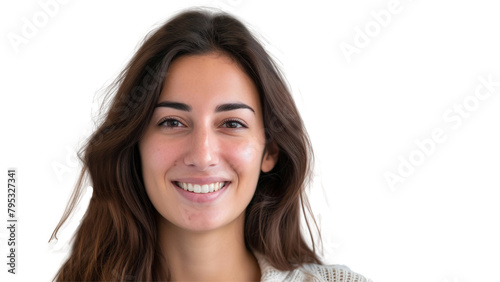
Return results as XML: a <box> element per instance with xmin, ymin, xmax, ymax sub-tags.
<box><xmin>157</xmin><ymin>117</ymin><xmax>248</xmax><ymax>129</ymax></box>
<box><xmin>158</xmin><ymin>117</ymin><xmax>184</xmax><ymax>128</ymax></box>
<box><xmin>220</xmin><ymin>118</ymin><xmax>247</xmax><ymax>129</ymax></box>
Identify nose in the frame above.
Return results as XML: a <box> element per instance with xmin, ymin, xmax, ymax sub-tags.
<box><xmin>183</xmin><ymin>125</ymin><xmax>219</xmax><ymax>170</ymax></box>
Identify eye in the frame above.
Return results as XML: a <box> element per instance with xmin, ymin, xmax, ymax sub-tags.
<box><xmin>220</xmin><ymin>119</ymin><xmax>247</xmax><ymax>129</ymax></box>
<box><xmin>158</xmin><ymin>118</ymin><xmax>185</xmax><ymax>128</ymax></box>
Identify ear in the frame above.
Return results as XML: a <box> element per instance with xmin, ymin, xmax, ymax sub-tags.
<box><xmin>261</xmin><ymin>141</ymin><xmax>279</xmax><ymax>173</ymax></box>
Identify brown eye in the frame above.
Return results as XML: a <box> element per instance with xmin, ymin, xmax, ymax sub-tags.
<box><xmin>221</xmin><ymin>119</ymin><xmax>247</xmax><ymax>129</ymax></box>
<box><xmin>158</xmin><ymin>118</ymin><xmax>184</xmax><ymax>128</ymax></box>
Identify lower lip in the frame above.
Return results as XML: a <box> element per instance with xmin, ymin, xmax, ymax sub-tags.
<box><xmin>173</xmin><ymin>182</ymin><xmax>230</xmax><ymax>204</ymax></box>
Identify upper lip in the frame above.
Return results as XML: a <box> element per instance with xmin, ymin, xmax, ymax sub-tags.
<box><xmin>172</xmin><ymin>177</ymin><xmax>231</xmax><ymax>185</ymax></box>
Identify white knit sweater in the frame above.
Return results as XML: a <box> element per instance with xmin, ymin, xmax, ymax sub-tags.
<box><xmin>254</xmin><ymin>252</ymin><xmax>371</xmax><ymax>282</ymax></box>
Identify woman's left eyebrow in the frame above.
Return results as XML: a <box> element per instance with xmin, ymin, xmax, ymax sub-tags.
<box><xmin>215</xmin><ymin>103</ymin><xmax>255</xmax><ymax>114</ymax></box>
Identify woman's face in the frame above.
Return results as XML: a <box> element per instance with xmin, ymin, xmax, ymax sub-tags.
<box><xmin>139</xmin><ymin>53</ymin><xmax>277</xmax><ymax>232</ymax></box>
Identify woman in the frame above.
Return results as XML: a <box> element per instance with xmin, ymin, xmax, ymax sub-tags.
<box><xmin>51</xmin><ymin>8</ymin><xmax>369</xmax><ymax>281</ymax></box>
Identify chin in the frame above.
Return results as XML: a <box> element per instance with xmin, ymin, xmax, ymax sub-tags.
<box><xmin>169</xmin><ymin>209</ymin><xmax>244</xmax><ymax>233</ymax></box>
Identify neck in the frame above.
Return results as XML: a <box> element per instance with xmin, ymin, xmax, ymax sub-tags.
<box><xmin>156</xmin><ymin>213</ymin><xmax>261</xmax><ymax>281</ymax></box>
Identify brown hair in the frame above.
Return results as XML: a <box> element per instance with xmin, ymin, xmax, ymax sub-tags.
<box><xmin>50</xmin><ymin>8</ymin><xmax>321</xmax><ymax>281</ymax></box>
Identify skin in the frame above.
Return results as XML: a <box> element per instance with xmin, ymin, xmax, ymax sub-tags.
<box><xmin>138</xmin><ymin>52</ymin><xmax>278</xmax><ymax>281</ymax></box>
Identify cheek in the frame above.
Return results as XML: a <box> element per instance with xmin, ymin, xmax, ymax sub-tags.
<box><xmin>222</xmin><ymin>138</ymin><xmax>264</xmax><ymax>174</ymax></box>
<box><xmin>140</xmin><ymin>137</ymin><xmax>182</xmax><ymax>180</ymax></box>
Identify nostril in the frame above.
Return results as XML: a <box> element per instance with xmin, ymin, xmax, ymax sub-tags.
<box><xmin>183</xmin><ymin>137</ymin><xmax>219</xmax><ymax>168</ymax></box>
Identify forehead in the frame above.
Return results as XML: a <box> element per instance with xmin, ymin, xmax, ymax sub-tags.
<box><xmin>159</xmin><ymin>53</ymin><xmax>260</xmax><ymax>109</ymax></box>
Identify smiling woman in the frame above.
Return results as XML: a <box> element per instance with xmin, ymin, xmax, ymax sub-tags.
<box><xmin>50</xmin><ymin>7</ymin><xmax>369</xmax><ymax>282</ymax></box>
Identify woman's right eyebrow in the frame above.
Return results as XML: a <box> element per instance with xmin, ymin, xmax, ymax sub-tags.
<box><xmin>155</xmin><ymin>101</ymin><xmax>191</xmax><ymax>111</ymax></box>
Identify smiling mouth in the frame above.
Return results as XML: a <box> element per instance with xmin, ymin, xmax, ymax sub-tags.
<box><xmin>174</xmin><ymin>181</ymin><xmax>229</xmax><ymax>194</ymax></box>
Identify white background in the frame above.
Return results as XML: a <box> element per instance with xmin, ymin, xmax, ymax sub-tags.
<box><xmin>1</xmin><ymin>0</ymin><xmax>500</xmax><ymax>281</ymax></box>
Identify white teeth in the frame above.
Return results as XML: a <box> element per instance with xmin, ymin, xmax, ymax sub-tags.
<box><xmin>176</xmin><ymin>182</ymin><xmax>227</xmax><ymax>194</ymax></box>
<box><xmin>193</xmin><ymin>184</ymin><xmax>201</xmax><ymax>193</ymax></box>
<box><xmin>201</xmin><ymin>185</ymin><xmax>209</xmax><ymax>193</ymax></box>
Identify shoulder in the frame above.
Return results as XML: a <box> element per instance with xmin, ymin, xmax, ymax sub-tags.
<box><xmin>254</xmin><ymin>252</ymin><xmax>371</xmax><ymax>282</ymax></box>
<box><xmin>300</xmin><ymin>263</ymin><xmax>370</xmax><ymax>282</ymax></box>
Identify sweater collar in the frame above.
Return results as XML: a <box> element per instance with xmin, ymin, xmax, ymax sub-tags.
<box><xmin>253</xmin><ymin>251</ymin><xmax>291</xmax><ymax>281</ymax></box>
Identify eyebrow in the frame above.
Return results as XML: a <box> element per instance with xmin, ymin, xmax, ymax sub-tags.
<box><xmin>155</xmin><ymin>101</ymin><xmax>191</xmax><ymax>111</ymax></box>
<box><xmin>155</xmin><ymin>101</ymin><xmax>255</xmax><ymax>114</ymax></box>
<box><xmin>215</xmin><ymin>103</ymin><xmax>255</xmax><ymax>114</ymax></box>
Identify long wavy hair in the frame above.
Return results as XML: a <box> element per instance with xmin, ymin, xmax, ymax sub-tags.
<box><xmin>50</xmin><ymin>8</ymin><xmax>321</xmax><ymax>281</ymax></box>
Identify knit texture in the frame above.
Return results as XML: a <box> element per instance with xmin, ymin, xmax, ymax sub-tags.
<box><xmin>255</xmin><ymin>252</ymin><xmax>371</xmax><ymax>282</ymax></box>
